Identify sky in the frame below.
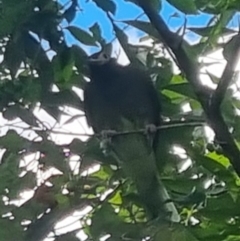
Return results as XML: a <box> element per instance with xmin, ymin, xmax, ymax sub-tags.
<box><xmin>59</xmin><ymin>0</ymin><xmax>240</xmax><ymax>63</ymax></box>
<box><xmin>63</xmin><ymin>0</ymin><xmax>214</xmax><ymax>48</ymax></box>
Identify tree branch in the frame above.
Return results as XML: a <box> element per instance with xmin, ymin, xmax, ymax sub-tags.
<box><xmin>137</xmin><ymin>0</ymin><xmax>240</xmax><ymax>175</ymax></box>
<box><xmin>210</xmin><ymin>33</ymin><xmax>240</xmax><ymax>110</ymax></box>
<box><xmin>135</xmin><ymin>1</ymin><xmax>212</xmax><ymax>99</ymax></box>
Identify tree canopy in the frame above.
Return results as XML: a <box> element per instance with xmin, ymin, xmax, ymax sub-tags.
<box><xmin>1</xmin><ymin>0</ymin><xmax>240</xmax><ymax>240</ymax></box>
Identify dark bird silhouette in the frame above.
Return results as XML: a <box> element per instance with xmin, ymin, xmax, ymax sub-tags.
<box><xmin>84</xmin><ymin>44</ymin><xmax>179</xmax><ymax>221</ymax></box>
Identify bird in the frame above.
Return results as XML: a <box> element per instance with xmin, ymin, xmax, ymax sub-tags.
<box><xmin>84</xmin><ymin>44</ymin><xmax>179</xmax><ymax>221</ymax></box>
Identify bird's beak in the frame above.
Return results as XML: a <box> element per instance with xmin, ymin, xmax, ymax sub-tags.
<box><xmin>88</xmin><ymin>51</ymin><xmax>110</xmax><ymax>65</ymax></box>
<box><xmin>88</xmin><ymin>43</ymin><xmax>112</xmax><ymax>64</ymax></box>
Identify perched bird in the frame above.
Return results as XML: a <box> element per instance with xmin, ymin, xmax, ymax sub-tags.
<box><xmin>84</xmin><ymin>44</ymin><xmax>179</xmax><ymax>221</ymax></box>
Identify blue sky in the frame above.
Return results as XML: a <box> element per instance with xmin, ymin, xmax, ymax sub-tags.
<box><xmin>61</xmin><ymin>0</ymin><xmax>240</xmax><ymax>49</ymax></box>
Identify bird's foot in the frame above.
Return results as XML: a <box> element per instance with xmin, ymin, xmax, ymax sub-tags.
<box><xmin>100</xmin><ymin>130</ymin><xmax>117</xmax><ymax>139</ymax></box>
<box><xmin>100</xmin><ymin>130</ymin><xmax>117</xmax><ymax>155</ymax></box>
<box><xmin>144</xmin><ymin>124</ymin><xmax>157</xmax><ymax>136</ymax></box>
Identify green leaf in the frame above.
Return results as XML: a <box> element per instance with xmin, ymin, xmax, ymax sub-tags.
<box><xmin>164</xmin><ymin>83</ymin><xmax>197</xmax><ymax>100</ymax></box>
<box><xmin>92</xmin><ymin>0</ymin><xmax>116</xmax><ymax>14</ymax></box>
<box><xmin>0</xmin><ymin>219</ymin><xmax>23</xmax><ymax>241</ymax></box>
<box><xmin>49</xmin><ymin>90</ymin><xmax>83</xmax><ymax>110</ymax></box>
<box><xmin>23</xmin><ymin>33</ymin><xmax>54</xmax><ymax>91</ymax></box>
<box><xmin>4</xmin><ymin>34</ymin><xmax>24</xmax><ymax>78</ymax></box>
<box><xmin>223</xmin><ymin>34</ymin><xmax>240</xmax><ymax>62</ymax></box>
<box><xmin>53</xmin><ymin>46</ymin><xmax>75</xmax><ymax>85</ymax></box>
<box><xmin>123</xmin><ymin>20</ymin><xmax>159</xmax><ymax>39</ymax></box>
<box><xmin>0</xmin><ymin>130</ymin><xmax>27</xmax><ymax>153</ymax></box>
<box><xmin>34</xmin><ymin>140</ymin><xmax>66</xmax><ymax>172</ymax></box>
<box><xmin>189</xmin><ymin>26</ymin><xmax>236</xmax><ymax>37</ymax></box>
<box><xmin>91</xmin><ymin>166</ymin><xmax>110</xmax><ymax>181</ymax></box>
<box><xmin>109</xmin><ymin>190</ymin><xmax>122</xmax><ymax>205</ymax></box>
<box><xmin>206</xmin><ymin>152</ymin><xmax>230</xmax><ymax>169</ymax></box>
<box><xmin>154</xmin><ymin>224</ymin><xmax>199</xmax><ymax>241</ymax></box>
<box><xmin>63</xmin><ymin>2</ymin><xmax>77</xmax><ymax>23</ymax></box>
<box><xmin>67</xmin><ymin>26</ymin><xmax>98</xmax><ymax>46</ymax></box>
<box><xmin>125</xmin><ymin>0</ymin><xmax>161</xmax><ymax>10</ymax></box>
<box><xmin>90</xmin><ymin>203</ymin><xmax>132</xmax><ymax>240</ymax></box>
<box><xmin>167</xmin><ymin>0</ymin><xmax>197</xmax><ymax>14</ymax></box>
<box><xmin>72</xmin><ymin>44</ymin><xmax>88</xmax><ymax>76</ymax></box>
<box><xmin>89</xmin><ymin>23</ymin><xmax>103</xmax><ymax>43</ymax></box>
<box><xmin>156</xmin><ymin>66</ymin><xmax>173</xmax><ymax>88</ymax></box>
<box><xmin>0</xmin><ymin>151</ymin><xmax>21</xmax><ymax>198</ymax></box>
<box><xmin>3</xmin><ymin>104</ymin><xmax>38</xmax><ymax>126</ymax></box>
<box><xmin>110</xmin><ymin>20</ymin><xmax>144</xmax><ymax>67</ymax></box>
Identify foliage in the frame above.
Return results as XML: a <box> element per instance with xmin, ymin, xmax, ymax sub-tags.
<box><xmin>0</xmin><ymin>0</ymin><xmax>240</xmax><ymax>240</ymax></box>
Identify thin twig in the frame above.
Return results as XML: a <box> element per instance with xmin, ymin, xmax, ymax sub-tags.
<box><xmin>0</xmin><ymin>119</ymin><xmax>204</xmax><ymax>138</ymax></box>
<box><xmin>210</xmin><ymin>32</ymin><xmax>240</xmax><ymax>110</ymax></box>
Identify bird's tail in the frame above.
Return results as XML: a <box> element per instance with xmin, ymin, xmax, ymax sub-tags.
<box><xmin>110</xmin><ymin>132</ymin><xmax>180</xmax><ymax>221</ymax></box>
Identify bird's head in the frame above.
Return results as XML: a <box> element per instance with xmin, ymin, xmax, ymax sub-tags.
<box><xmin>87</xmin><ymin>43</ymin><xmax>119</xmax><ymax>81</ymax></box>
<box><xmin>88</xmin><ymin>43</ymin><xmax>115</xmax><ymax>66</ymax></box>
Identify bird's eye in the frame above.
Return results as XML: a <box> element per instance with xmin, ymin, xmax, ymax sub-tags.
<box><xmin>102</xmin><ymin>53</ymin><xmax>108</xmax><ymax>59</ymax></box>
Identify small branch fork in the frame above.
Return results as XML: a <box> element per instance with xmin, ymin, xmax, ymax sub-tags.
<box><xmin>210</xmin><ymin>33</ymin><xmax>240</xmax><ymax>110</ymax></box>
<box><xmin>136</xmin><ymin>0</ymin><xmax>240</xmax><ymax>175</ymax></box>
